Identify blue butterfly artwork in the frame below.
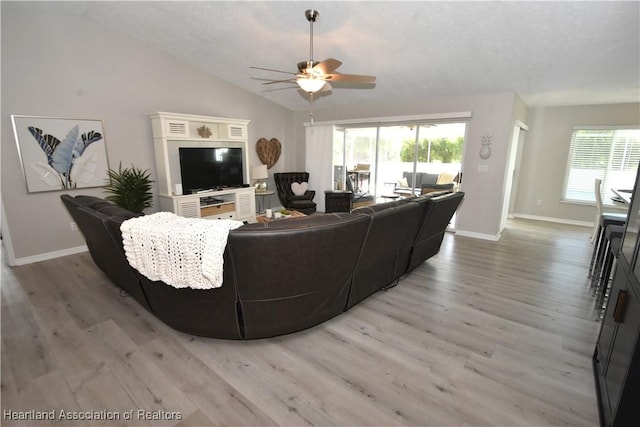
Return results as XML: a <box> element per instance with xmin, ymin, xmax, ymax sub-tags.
<box><xmin>27</xmin><ymin>125</ymin><xmax>103</xmax><ymax>189</ymax></box>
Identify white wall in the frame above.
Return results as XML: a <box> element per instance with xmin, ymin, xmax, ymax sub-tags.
<box><xmin>1</xmin><ymin>3</ymin><xmax>296</xmax><ymax>263</ymax></box>
<box><xmin>515</xmin><ymin>103</ymin><xmax>640</xmax><ymax>223</ymax></box>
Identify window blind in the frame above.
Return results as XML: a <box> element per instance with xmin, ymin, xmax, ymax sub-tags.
<box><xmin>563</xmin><ymin>128</ymin><xmax>640</xmax><ymax>203</ymax></box>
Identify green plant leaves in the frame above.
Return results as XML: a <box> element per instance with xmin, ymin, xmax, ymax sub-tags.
<box><xmin>104</xmin><ymin>163</ymin><xmax>153</xmax><ymax>214</ymax></box>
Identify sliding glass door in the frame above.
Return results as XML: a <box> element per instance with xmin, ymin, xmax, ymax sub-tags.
<box><xmin>333</xmin><ymin>121</ymin><xmax>466</xmax><ymax>226</ymax></box>
<box><xmin>414</xmin><ymin>123</ymin><xmax>466</xmax><ymax>226</ymax></box>
<box><xmin>414</xmin><ymin>123</ymin><xmax>466</xmax><ymax>187</ymax></box>
<box><xmin>377</xmin><ymin>126</ymin><xmax>417</xmax><ymax>196</ymax></box>
<box><xmin>344</xmin><ymin>128</ymin><xmax>377</xmax><ymax>194</ymax></box>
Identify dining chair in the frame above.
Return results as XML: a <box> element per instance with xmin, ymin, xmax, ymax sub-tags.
<box><xmin>589</xmin><ymin>178</ymin><xmax>627</xmax><ymax>278</ymax></box>
<box><xmin>592</xmin><ymin>224</ymin><xmax>624</xmax><ymax>316</ymax></box>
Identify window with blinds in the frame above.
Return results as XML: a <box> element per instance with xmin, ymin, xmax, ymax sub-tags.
<box><xmin>563</xmin><ymin>127</ymin><xmax>640</xmax><ymax>203</ymax></box>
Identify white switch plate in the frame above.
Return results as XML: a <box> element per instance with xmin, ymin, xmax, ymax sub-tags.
<box><xmin>478</xmin><ymin>165</ymin><xmax>489</xmax><ymax>173</ymax></box>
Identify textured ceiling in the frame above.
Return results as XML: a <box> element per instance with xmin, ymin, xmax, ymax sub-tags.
<box><xmin>38</xmin><ymin>1</ymin><xmax>640</xmax><ymax>111</ymax></box>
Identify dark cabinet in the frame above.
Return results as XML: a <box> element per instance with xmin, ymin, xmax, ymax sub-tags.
<box><xmin>325</xmin><ymin>190</ymin><xmax>352</xmax><ymax>213</ymax></box>
<box><xmin>596</xmin><ymin>270</ymin><xmax>628</xmax><ymax>376</ymax></box>
<box><xmin>605</xmin><ymin>285</ymin><xmax>640</xmax><ymax>424</ymax></box>
<box><xmin>594</xmin><ymin>166</ymin><xmax>640</xmax><ymax>427</ymax></box>
<box><xmin>594</xmin><ymin>268</ymin><xmax>640</xmax><ymax>426</ymax></box>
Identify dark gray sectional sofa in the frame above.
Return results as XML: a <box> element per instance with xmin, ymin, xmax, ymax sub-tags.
<box><xmin>61</xmin><ymin>190</ymin><xmax>464</xmax><ymax>339</ymax></box>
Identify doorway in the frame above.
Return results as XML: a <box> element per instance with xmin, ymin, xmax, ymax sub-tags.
<box><xmin>499</xmin><ymin>120</ymin><xmax>529</xmax><ymax>232</ymax></box>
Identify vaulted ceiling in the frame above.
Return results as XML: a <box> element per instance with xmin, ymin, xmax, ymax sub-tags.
<box><xmin>37</xmin><ymin>1</ymin><xmax>640</xmax><ymax>111</ymax></box>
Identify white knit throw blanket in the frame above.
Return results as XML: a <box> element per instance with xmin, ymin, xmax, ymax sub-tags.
<box><xmin>121</xmin><ymin>212</ymin><xmax>243</xmax><ymax>289</ymax></box>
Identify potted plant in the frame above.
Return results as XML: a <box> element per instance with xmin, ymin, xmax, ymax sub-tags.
<box><xmin>104</xmin><ymin>163</ymin><xmax>153</xmax><ymax>214</ymax></box>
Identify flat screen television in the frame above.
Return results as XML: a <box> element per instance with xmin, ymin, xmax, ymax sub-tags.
<box><xmin>179</xmin><ymin>147</ymin><xmax>244</xmax><ymax>193</ymax></box>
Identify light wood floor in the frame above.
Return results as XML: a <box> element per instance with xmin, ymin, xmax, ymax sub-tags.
<box><xmin>1</xmin><ymin>219</ymin><xmax>602</xmax><ymax>426</ymax></box>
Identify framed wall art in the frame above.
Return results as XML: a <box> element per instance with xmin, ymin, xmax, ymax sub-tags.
<box><xmin>11</xmin><ymin>115</ymin><xmax>110</xmax><ymax>193</ymax></box>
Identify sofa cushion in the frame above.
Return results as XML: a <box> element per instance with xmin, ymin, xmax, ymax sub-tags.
<box><xmin>92</xmin><ymin>204</ymin><xmax>138</xmax><ymax>217</ymax></box>
<box><xmin>395</xmin><ymin>196</ymin><xmax>415</xmax><ymax>205</ymax></box>
<box><xmin>353</xmin><ymin>200</ymin><xmax>401</xmax><ymax>213</ymax></box>
<box><xmin>241</xmin><ymin>211</ymin><xmax>358</xmax><ymax>231</ymax></box>
<box><xmin>73</xmin><ymin>205</ymin><xmax>152</xmax><ymax>311</ymax></box>
<box><xmin>437</xmin><ymin>172</ymin><xmax>456</xmax><ymax>184</ymax></box>
<box><xmin>421</xmin><ymin>173</ymin><xmax>440</xmax><ymax>186</ymax></box>
<box><xmin>286</xmin><ymin>194</ymin><xmax>311</xmax><ymax>201</ymax></box>
<box><xmin>286</xmin><ymin>199</ymin><xmax>317</xmax><ymax>214</ymax></box>
<box><xmin>73</xmin><ymin>194</ymin><xmax>109</xmax><ymax>205</ymax></box>
<box><xmin>401</xmin><ymin>172</ymin><xmax>441</xmax><ymax>188</ymax></box>
<box><xmin>348</xmin><ymin>202</ymin><xmax>423</xmax><ymax>308</ymax></box>
<box><xmin>408</xmin><ymin>191</ymin><xmax>465</xmax><ymax>272</ymax></box>
<box><xmin>74</xmin><ymin>196</ymin><xmax>140</xmax><ymax>219</ymax></box>
<box><xmin>396</xmin><ymin>177</ymin><xmax>409</xmax><ymax>188</ymax></box>
<box><xmin>75</xmin><ymin>195</ymin><xmax>110</xmax><ymax>206</ymax></box>
<box><xmin>229</xmin><ymin>212</ymin><xmax>370</xmax><ymax>338</ymax></box>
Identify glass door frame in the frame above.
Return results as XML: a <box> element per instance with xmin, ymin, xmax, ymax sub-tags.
<box><xmin>333</xmin><ymin>119</ymin><xmax>468</xmax><ymax>230</ymax></box>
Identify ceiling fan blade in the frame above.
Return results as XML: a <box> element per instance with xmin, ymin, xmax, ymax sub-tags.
<box><xmin>314</xmin><ymin>58</ymin><xmax>342</xmax><ymax>74</ymax></box>
<box><xmin>250</xmin><ymin>66</ymin><xmax>297</xmax><ymax>76</ymax></box>
<box><xmin>325</xmin><ymin>73</ymin><xmax>376</xmax><ymax>83</ymax></box>
<box><xmin>262</xmin><ymin>78</ymin><xmax>297</xmax><ymax>85</ymax></box>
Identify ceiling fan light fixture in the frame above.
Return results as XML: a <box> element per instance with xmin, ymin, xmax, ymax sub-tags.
<box><xmin>297</xmin><ymin>77</ymin><xmax>325</xmax><ymax>93</ymax></box>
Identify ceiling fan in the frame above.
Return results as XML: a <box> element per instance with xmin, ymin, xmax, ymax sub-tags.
<box><xmin>251</xmin><ymin>9</ymin><xmax>376</xmax><ymax>96</ymax></box>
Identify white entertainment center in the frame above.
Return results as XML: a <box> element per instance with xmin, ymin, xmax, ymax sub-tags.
<box><xmin>150</xmin><ymin>112</ymin><xmax>256</xmax><ymax>221</ymax></box>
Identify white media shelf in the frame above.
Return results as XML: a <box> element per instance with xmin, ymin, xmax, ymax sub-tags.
<box><xmin>159</xmin><ymin>187</ymin><xmax>255</xmax><ymax>220</ymax></box>
<box><xmin>150</xmin><ymin>112</ymin><xmax>256</xmax><ymax>221</ymax></box>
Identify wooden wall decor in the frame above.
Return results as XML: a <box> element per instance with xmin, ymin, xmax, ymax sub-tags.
<box><xmin>256</xmin><ymin>137</ymin><xmax>281</xmax><ymax>169</ymax></box>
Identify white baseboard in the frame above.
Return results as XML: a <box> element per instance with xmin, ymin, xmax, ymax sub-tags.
<box><xmin>11</xmin><ymin>245</ymin><xmax>88</xmax><ymax>266</ymax></box>
<box><xmin>513</xmin><ymin>213</ymin><xmax>593</xmax><ymax>228</ymax></box>
<box><xmin>455</xmin><ymin>229</ymin><xmax>502</xmax><ymax>241</ymax></box>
